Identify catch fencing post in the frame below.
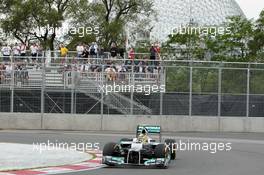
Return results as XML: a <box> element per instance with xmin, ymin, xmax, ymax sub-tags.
<box><xmin>218</xmin><ymin>66</ymin><xmax>222</xmax><ymax>117</ymax></box>
<box><xmin>10</xmin><ymin>54</ymin><xmax>14</xmax><ymax>113</ymax></box>
<box><xmin>189</xmin><ymin>66</ymin><xmax>193</xmax><ymax>116</ymax></box>
<box><xmin>246</xmin><ymin>65</ymin><xmax>250</xmax><ymax>117</ymax></box>
<box><xmin>130</xmin><ymin>64</ymin><xmax>134</xmax><ymax>115</ymax></box>
<box><xmin>41</xmin><ymin>52</ymin><xmax>46</xmax><ymax>129</ymax></box>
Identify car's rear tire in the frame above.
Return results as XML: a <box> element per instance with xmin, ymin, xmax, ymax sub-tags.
<box><xmin>120</xmin><ymin>138</ymin><xmax>133</xmax><ymax>142</ymax></box>
<box><xmin>155</xmin><ymin>144</ymin><xmax>170</xmax><ymax>169</ymax></box>
<box><xmin>165</xmin><ymin>139</ymin><xmax>176</xmax><ymax>160</ymax></box>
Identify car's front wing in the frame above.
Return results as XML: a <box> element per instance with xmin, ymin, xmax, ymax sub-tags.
<box><xmin>102</xmin><ymin>156</ymin><xmax>168</xmax><ymax>166</ymax></box>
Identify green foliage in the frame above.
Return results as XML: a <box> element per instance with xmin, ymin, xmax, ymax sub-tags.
<box><xmin>166</xmin><ymin>15</ymin><xmax>259</xmax><ymax>62</ymax></box>
<box><xmin>167</xmin><ymin>28</ymin><xmax>205</xmax><ymax>60</ymax></box>
<box><xmin>166</xmin><ymin>67</ymin><xmax>190</xmax><ymax>92</ymax></box>
<box><xmin>165</xmin><ymin>12</ymin><xmax>264</xmax><ymax>93</ymax></box>
<box><xmin>0</xmin><ymin>0</ymin><xmax>75</xmax><ymax>49</ymax></box>
<box><xmin>248</xmin><ymin>10</ymin><xmax>264</xmax><ymax>61</ymax></box>
<box><xmin>69</xmin><ymin>0</ymin><xmax>155</xmax><ymax>49</ymax></box>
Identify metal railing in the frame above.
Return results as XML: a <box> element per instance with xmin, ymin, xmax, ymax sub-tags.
<box><xmin>0</xmin><ymin>54</ymin><xmax>264</xmax><ymax>116</ymax></box>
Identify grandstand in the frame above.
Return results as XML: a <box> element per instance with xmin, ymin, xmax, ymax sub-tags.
<box><xmin>0</xmin><ymin>51</ymin><xmax>264</xmax><ymax>117</ymax></box>
<box><xmin>0</xmin><ymin>52</ymin><xmax>164</xmax><ymax>115</ymax></box>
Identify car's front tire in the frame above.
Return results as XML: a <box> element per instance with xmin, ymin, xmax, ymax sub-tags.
<box><xmin>102</xmin><ymin>142</ymin><xmax>118</xmax><ymax>166</ymax></box>
<box><xmin>155</xmin><ymin>144</ymin><xmax>170</xmax><ymax>169</ymax></box>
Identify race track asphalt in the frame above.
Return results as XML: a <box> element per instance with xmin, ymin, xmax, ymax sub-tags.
<box><xmin>0</xmin><ymin>130</ymin><xmax>264</xmax><ymax>175</ymax></box>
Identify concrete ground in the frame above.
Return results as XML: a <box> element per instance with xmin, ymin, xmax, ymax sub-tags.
<box><xmin>0</xmin><ymin>143</ymin><xmax>92</xmax><ymax>171</ymax></box>
<box><xmin>0</xmin><ymin>130</ymin><xmax>264</xmax><ymax>175</ymax></box>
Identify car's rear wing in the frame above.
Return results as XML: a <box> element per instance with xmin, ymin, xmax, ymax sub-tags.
<box><xmin>136</xmin><ymin>125</ymin><xmax>162</xmax><ymax>142</ymax></box>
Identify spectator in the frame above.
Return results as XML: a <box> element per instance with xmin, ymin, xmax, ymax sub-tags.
<box><xmin>139</xmin><ymin>61</ymin><xmax>146</xmax><ymax>74</ymax></box>
<box><xmin>20</xmin><ymin>43</ymin><xmax>27</xmax><ymax>59</ymax></box>
<box><xmin>98</xmin><ymin>46</ymin><xmax>105</xmax><ymax>59</ymax></box>
<box><xmin>89</xmin><ymin>42</ymin><xmax>98</xmax><ymax>58</ymax></box>
<box><xmin>30</xmin><ymin>43</ymin><xmax>39</xmax><ymax>63</ymax></box>
<box><xmin>155</xmin><ymin>43</ymin><xmax>161</xmax><ymax>66</ymax></box>
<box><xmin>76</xmin><ymin>43</ymin><xmax>85</xmax><ymax>58</ymax></box>
<box><xmin>60</xmin><ymin>44</ymin><xmax>69</xmax><ymax>64</ymax></box>
<box><xmin>119</xmin><ymin>46</ymin><xmax>125</xmax><ymax>58</ymax></box>
<box><xmin>118</xmin><ymin>64</ymin><xmax>127</xmax><ymax>82</ymax></box>
<box><xmin>37</xmin><ymin>45</ymin><xmax>43</xmax><ymax>62</ymax></box>
<box><xmin>13</xmin><ymin>43</ymin><xmax>21</xmax><ymax>61</ymax></box>
<box><xmin>5</xmin><ymin>63</ymin><xmax>12</xmax><ymax>75</ymax></box>
<box><xmin>110</xmin><ymin>43</ymin><xmax>118</xmax><ymax>59</ymax></box>
<box><xmin>1</xmin><ymin>44</ymin><xmax>11</xmax><ymax>62</ymax></box>
<box><xmin>81</xmin><ymin>46</ymin><xmax>90</xmax><ymax>59</ymax></box>
<box><xmin>16</xmin><ymin>63</ymin><xmax>29</xmax><ymax>84</ymax></box>
<box><xmin>150</xmin><ymin>44</ymin><xmax>157</xmax><ymax>61</ymax></box>
<box><xmin>105</xmin><ymin>66</ymin><xmax>117</xmax><ymax>81</ymax></box>
<box><xmin>155</xmin><ymin>43</ymin><xmax>161</xmax><ymax>62</ymax></box>
<box><xmin>80</xmin><ymin>60</ymin><xmax>91</xmax><ymax>73</ymax></box>
<box><xmin>128</xmin><ymin>47</ymin><xmax>135</xmax><ymax>60</ymax></box>
<box><xmin>0</xmin><ymin>63</ymin><xmax>6</xmax><ymax>83</ymax></box>
<box><xmin>150</xmin><ymin>44</ymin><xmax>159</xmax><ymax>69</ymax></box>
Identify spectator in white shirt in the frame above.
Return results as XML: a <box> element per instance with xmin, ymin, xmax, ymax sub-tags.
<box><xmin>76</xmin><ymin>43</ymin><xmax>85</xmax><ymax>58</ymax></box>
<box><xmin>5</xmin><ymin>63</ymin><xmax>13</xmax><ymax>77</ymax></box>
<box><xmin>30</xmin><ymin>43</ymin><xmax>38</xmax><ymax>63</ymax></box>
<box><xmin>1</xmin><ymin>44</ymin><xmax>12</xmax><ymax>62</ymax></box>
<box><xmin>13</xmin><ymin>43</ymin><xmax>21</xmax><ymax>61</ymax></box>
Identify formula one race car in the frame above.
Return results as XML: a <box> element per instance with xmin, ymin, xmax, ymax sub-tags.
<box><xmin>102</xmin><ymin>125</ymin><xmax>176</xmax><ymax>168</ymax></box>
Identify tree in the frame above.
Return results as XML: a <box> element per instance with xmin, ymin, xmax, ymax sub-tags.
<box><xmin>69</xmin><ymin>0</ymin><xmax>155</xmax><ymax>49</ymax></box>
<box><xmin>166</xmin><ymin>24</ymin><xmax>206</xmax><ymax>60</ymax></box>
<box><xmin>0</xmin><ymin>0</ymin><xmax>74</xmax><ymax>50</ymax></box>
<box><xmin>206</xmin><ymin>16</ymin><xmax>254</xmax><ymax>62</ymax></box>
<box><xmin>248</xmin><ymin>10</ymin><xmax>264</xmax><ymax>61</ymax></box>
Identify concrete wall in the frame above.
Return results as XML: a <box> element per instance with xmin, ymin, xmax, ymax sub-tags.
<box><xmin>0</xmin><ymin>113</ymin><xmax>264</xmax><ymax>133</ymax></box>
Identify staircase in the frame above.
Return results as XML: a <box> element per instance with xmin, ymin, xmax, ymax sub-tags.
<box><xmin>76</xmin><ymin>77</ymin><xmax>152</xmax><ymax>115</ymax></box>
<box><xmin>25</xmin><ymin>68</ymin><xmax>155</xmax><ymax>115</ymax></box>
<box><xmin>27</xmin><ymin>68</ymin><xmax>64</xmax><ymax>88</ymax></box>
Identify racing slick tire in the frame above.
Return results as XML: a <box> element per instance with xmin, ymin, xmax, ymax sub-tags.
<box><xmin>165</xmin><ymin>139</ymin><xmax>176</xmax><ymax>160</ymax></box>
<box><xmin>154</xmin><ymin>144</ymin><xmax>170</xmax><ymax>169</ymax></box>
<box><xmin>103</xmin><ymin>142</ymin><xmax>117</xmax><ymax>156</ymax></box>
<box><xmin>103</xmin><ymin>142</ymin><xmax>118</xmax><ymax>166</ymax></box>
<box><xmin>120</xmin><ymin>138</ymin><xmax>133</xmax><ymax>142</ymax></box>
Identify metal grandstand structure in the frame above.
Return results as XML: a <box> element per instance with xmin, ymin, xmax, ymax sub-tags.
<box><xmin>0</xmin><ymin>53</ymin><xmax>165</xmax><ymax>115</ymax></box>
<box><xmin>0</xmin><ymin>53</ymin><xmax>264</xmax><ymax>117</ymax></box>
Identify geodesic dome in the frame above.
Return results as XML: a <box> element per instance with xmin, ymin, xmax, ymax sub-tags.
<box><xmin>150</xmin><ymin>0</ymin><xmax>245</xmax><ymax>41</ymax></box>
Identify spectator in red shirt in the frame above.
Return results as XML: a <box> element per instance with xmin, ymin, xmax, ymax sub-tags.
<box><xmin>128</xmin><ymin>47</ymin><xmax>135</xmax><ymax>60</ymax></box>
<box><xmin>155</xmin><ymin>43</ymin><xmax>161</xmax><ymax>60</ymax></box>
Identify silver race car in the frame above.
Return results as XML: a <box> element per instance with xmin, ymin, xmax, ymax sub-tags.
<box><xmin>102</xmin><ymin>125</ymin><xmax>176</xmax><ymax>168</ymax></box>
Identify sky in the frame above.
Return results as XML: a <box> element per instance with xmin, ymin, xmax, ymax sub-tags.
<box><xmin>236</xmin><ymin>0</ymin><xmax>264</xmax><ymax>19</ymax></box>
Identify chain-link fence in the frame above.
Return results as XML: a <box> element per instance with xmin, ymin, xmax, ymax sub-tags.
<box><xmin>0</xmin><ymin>57</ymin><xmax>264</xmax><ymax>117</ymax></box>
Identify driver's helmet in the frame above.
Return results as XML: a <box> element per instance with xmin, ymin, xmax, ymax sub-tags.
<box><xmin>138</xmin><ymin>127</ymin><xmax>149</xmax><ymax>143</ymax></box>
<box><xmin>141</xmin><ymin>127</ymin><xmax>148</xmax><ymax>135</ymax></box>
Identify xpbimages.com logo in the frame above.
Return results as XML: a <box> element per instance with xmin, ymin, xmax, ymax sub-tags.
<box><xmin>165</xmin><ymin>140</ymin><xmax>232</xmax><ymax>154</ymax></box>
<box><xmin>171</xmin><ymin>25</ymin><xmax>231</xmax><ymax>37</ymax></box>
<box><xmin>98</xmin><ymin>83</ymin><xmax>166</xmax><ymax>95</ymax></box>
